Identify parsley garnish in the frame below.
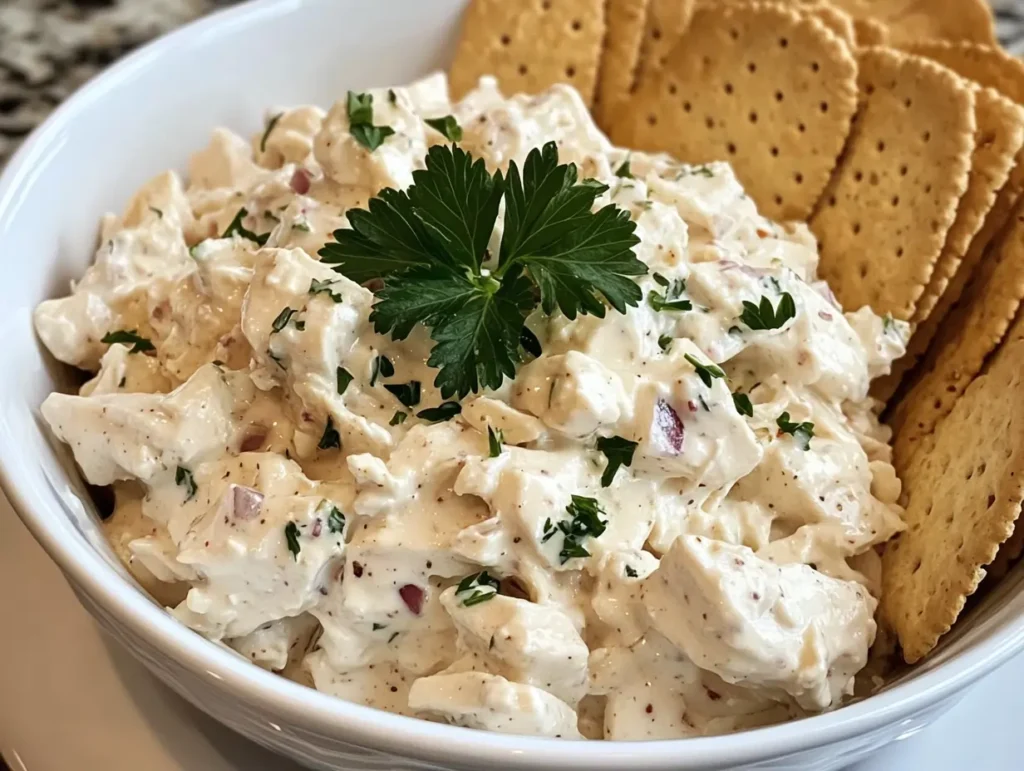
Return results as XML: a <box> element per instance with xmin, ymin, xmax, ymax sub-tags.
<box><xmin>336</xmin><ymin>367</ymin><xmax>353</xmax><ymax>395</ymax></box>
<box><xmin>882</xmin><ymin>313</ymin><xmax>896</xmax><ymax>333</ymax></box>
<box><xmin>684</xmin><ymin>353</ymin><xmax>725</xmax><ymax>387</ymax></box>
<box><xmin>284</xmin><ymin>521</ymin><xmax>301</xmax><ymax>559</ymax></box>
<box><xmin>175</xmin><ymin>466</ymin><xmax>197</xmax><ymax>501</ymax></box>
<box><xmin>390</xmin><ymin>411</ymin><xmax>407</xmax><ymax>426</ymax></box>
<box><xmin>541</xmin><ymin>517</ymin><xmax>557</xmax><ymax>542</ymax></box>
<box><xmin>625</xmin><ymin>565</ymin><xmax>638</xmax><ymax>578</ymax></box>
<box><xmin>740</xmin><ymin>293</ymin><xmax>796</xmax><ymax>331</ymax></box>
<box><xmin>777</xmin><ymin>412</ymin><xmax>814</xmax><ymax>450</ymax></box>
<box><xmin>596</xmin><ymin>436</ymin><xmax>638</xmax><ymax>487</ymax></box>
<box><xmin>318</xmin><ymin>416</ymin><xmax>341</xmax><ymax>450</ymax></box>
<box><xmin>487</xmin><ymin>425</ymin><xmax>504</xmax><ymax>457</ymax></box>
<box><xmin>320</xmin><ymin>142</ymin><xmax>644</xmax><ymax>398</ymax></box>
<box><xmin>149</xmin><ymin>206</ymin><xmax>163</xmax><ymax>218</ymax></box>
<box><xmin>323</xmin><ymin>503</ymin><xmax>345</xmax><ymax>534</ymax></box>
<box><xmin>385</xmin><ymin>381</ymin><xmax>421</xmax><ymax>408</ymax></box>
<box><xmin>271</xmin><ymin>307</ymin><xmax>301</xmax><ymax>333</ymax></box>
<box><xmin>520</xmin><ymin>327</ymin><xmax>542</xmax><ymax>358</ymax></box>
<box><xmin>555</xmin><ymin>495</ymin><xmax>608</xmax><ymax>564</ymax></box>
<box><xmin>648</xmin><ymin>274</ymin><xmax>691</xmax><ymax>312</ymax></box>
<box><xmin>372</xmin><ymin>623</ymin><xmax>386</xmax><ymax>631</ymax></box>
<box><xmin>347</xmin><ymin>91</ymin><xmax>395</xmax><ymax>152</ymax></box>
<box><xmin>615</xmin><ymin>159</ymin><xmax>633</xmax><ymax>179</ymax></box>
<box><xmin>222</xmin><ymin>207</ymin><xmax>270</xmax><ymax>245</ymax></box>
<box><xmin>417</xmin><ymin>401</ymin><xmax>462</xmax><ymax>422</ymax></box>
<box><xmin>101</xmin><ymin>329</ymin><xmax>154</xmax><ymax>354</ymax></box>
<box><xmin>733</xmin><ymin>392</ymin><xmax>753</xmax><ymax>417</ymax></box>
<box><xmin>456</xmin><ymin>570</ymin><xmax>500</xmax><ymax>606</ymax></box>
<box><xmin>370</xmin><ymin>354</ymin><xmax>394</xmax><ymax>387</ymax></box>
<box><xmin>658</xmin><ymin>335</ymin><xmax>673</xmax><ymax>352</ymax></box>
<box><xmin>260</xmin><ymin>112</ymin><xmax>283</xmax><ymax>153</ymax></box>
<box><xmin>425</xmin><ymin>115</ymin><xmax>463</xmax><ymax>142</ymax></box>
<box><xmin>310</xmin><ymin>278</ymin><xmax>343</xmax><ymax>302</ymax></box>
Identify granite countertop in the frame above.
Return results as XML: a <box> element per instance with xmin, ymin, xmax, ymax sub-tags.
<box><xmin>2</xmin><ymin>0</ymin><xmax>1024</xmax><ymax>166</ymax></box>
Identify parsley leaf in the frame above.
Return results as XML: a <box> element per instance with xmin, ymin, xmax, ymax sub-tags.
<box><xmin>425</xmin><ymin>115</ymin><xmax>463</xmax><ymax>142</ymax></box>
<box><xmin>648</xmin><ymin>275</ymin><xmax>691</xmax><ymax>312</ymax></box>
<box><xmin>684</xmin><ymin>353</ymin><xmax>725</xmax><ymax>387</ymax></box>
<box><xmin>596</xmin><ymin>436</ymin><xmax>638</xmax><ymax>487</ymax></box>
<box><xmin>310</xmin><ymin>278</ymin><xmax>343</xmax><ymax>303</ymax></box>
<box><xmin>318</xmin><ymin>416</ymin><xmax>341</xmax><ymax>450</ymax></box>
<box><xmin>625</xmin><ymin>565</ymin><xmax>638</xmax><ymax>578</ymax></box>
<box><xmin>658</xmin><ymin>335</ymin><xmax>673</xmax><ymax>352</ymax></box>
<box><xmin>284</xmin><ymin>521</ymin><xmax>301</xmax><ymax>559</ymax></box>
<box><xmin>487</xmin><ymin>425</ymin><xmax>504</xmax><ymax>457</ymax></box>
<box><xmin>555</xmin><ymin>495</ymin><xmax>608</xmax><ymax>564</ymax></box>
<box><xmin>336</xmin><ymin>367</ymin><xmax>353</xmax><ymax>395</ymax></box>
<box><xmin>733</xmin><ymin>392</ymin><xmax>753</xmax><ymax>417</ymax></box>
<box><xmin>271</xmin><ymin>307</ymin><xmax>301</xmax><ymax>333</ymax></box>
<box><xmin>323</xmin><ymin>503</ymin><xmax>345</xmax><ymax>534</ymax></box>
<box><xmin>346</xmin><ymin>91</ymin><xmax>395</xmax><ymax>152</ymax></box>
<box><xmin>222</xmin><ymin>207</ymin><xmax>270</xmax><ymax>246</ymax></box>
<box><xmin>175</xmin><ymin>466</ymin><xmax>197</xmax><ymax>501</ymax></box>
<box><xmin>456</xmin><ymin>571</ymin><xmax>500</xmax><ymax>607</ymax></box>
<box><xmin>323</xmin><ymin>142</ymin><xmax>644</xmax><ymax>398</ymax></box>
<box><xmin>417</xmin><ymin>401</ymin><xmax>462</xmax><ymax>422</ymax></box>
<box><xmin>370</xmin><ymin>354</ymin><xmax>394</xmax><ymax>386</ymax></box>
<box><xmin>615</xmin><ymin>159</ymin><xmax>633</xmax><ymax>179</ymax></box>
<box><xmin>101</xmin><ymin>329</ymin><xmax>154</xmax><ymax>354</ymax></box>
<box><xmin>260</xmin><ymin>112</ymin><xmax>283</xmax><ymax>153</ymax></box>
<box><xmin>740</xmin><ymin>292</ymin><xmax>797</xmax><ymax>331</ymax></box>
<box><xmin>389</xmin><ymin>411</ymin><xmax>407</xmax><ymax>426</ymax></box>
<box><xmin>384</xmin><ymin>381</ymin><xmax>421</xmax><ymax>408</ymax></box>
<box><xmin>776</xmin><ymin>412</ymin><xmax>815</xmax><ymax>450</ymax></box>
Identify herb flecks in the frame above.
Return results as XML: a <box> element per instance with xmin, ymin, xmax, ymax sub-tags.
<box><xmin>777</xmin><ymin>412</ymin><xmax>815</xmax><ymax>450</ymax></box>
<box><xmin>318</xmin><ymin>416</ymin><xmax>341</xmax><ymax>450</ymax></box>
<box><xmin>385</xmin><ymin>381</ymin><xmax>421</xmax><ymax>408</ymax></box>
<box><xmin>284</xmin><ymin>521</ymin><xmax>301</xmax><ymax>559</ymax></box>
<box><xmin>336</xmin><ymin>367</ymin><xmax>354</xmax><ymax>395</ymax></box>
<box><xmin>488</xmin><ymin>425</ymin><xmax>504</xmax><ymax>457</ymax></box>
<box><xmin>684</xmin><ymin>353</ymin><xmax>725</xmax><ymax>388</ymax></box>
<box><xmin>175</xmin><ymin>466</ymin><xmax>197</xmax><ymax>501</ymax></box>
<box><xmin>417</xmin><ymin>401</ymin><xmax>462</xmax><ymax>422</ymax></box>
<box><xmin>741</xmin><ymin>292</ymin><xmax>797</xmax><ymax>331</ymax></box>
<box><xmin>347</xmin><ymin>91</ymin><xmax>395</xmax><ymax>152</ymax></box>
<box><xmin>310</xmin><ymin>278</ymin><xmax>343</xmax><ymax>303</ymax></box>
<box><xmin>320</xmin><ymin>142</ymin><xmax>644</xmax><ymax>399</ymax></box>
<box><xmin>733</xmin><ymin>392</ymin><xmax>754</xmax><ymax>418</ymax></box>
<box><xmin>554</xmin><ymin>495</ymin><xmax>608</xmax><ymax>564</ymax></box>
<box><xmin>271</xmin><ymin>307</ymin><xmax>301</xmax><ymax>333</ymax></box>
<box><xmin>260</xmin><ymin>112</ymin><xmax>283</xmax><ymax>153</ymax></box>
<box><xmin>370</xmin><ymin>354</ymin><xmax>394</xmax><ymax>387</ymax></box>
<box><xmin>596</xmin><ymin>436</ymin><xmax>638</xmax><ymax>487</ymax></box>
<box><xmin>456</xmin><ymin>571</ymin><xmax>500</xmax><ymax>606</ymax></box>
<box><xmin>615</xmin><ymin>159</ymin><xmax>633</xmax><ymax>179</ymax></box>
<box><xmin>222</xmin><ymin>207</ymin><xmax>270</xmax><ymax>246</ymax></box>
<box><xmin>648</xmin><ymin>274</ymin><xmax>691</xmax><ymax>312</ymax></box>
<box><xmin>425</xmin><ymin>115</ymin><xmax>463</xmax><ymax>142</ymax></box>
<box><xmin>101</xmin><ymin>329</ymin><xmax>155</xmax><ymax>354</ymax></box>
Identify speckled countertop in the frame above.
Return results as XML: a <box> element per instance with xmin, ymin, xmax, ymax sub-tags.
<box><xmin>2</xmin><ymin>0</ymin><xmax>1024</xmax><ymax>166</ymax></box>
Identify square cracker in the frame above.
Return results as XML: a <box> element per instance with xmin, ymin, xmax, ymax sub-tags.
<box><xmin>611</xmin><ymin>1</ymin><xmax>858</xmax><ymax>222</ymax></box>
<box><xmin>827</xmin><ymin>0</ymin><xmax>995</xmax><ymax>46</ymax></box>
<box><xmin>881</xmin><ymin>340</ymin><xmax>1024</xmax><ymax>664</ymax></box>
<box><xmin>594</xmin><ymin>0</ymin><xmax>651</xmax><ymax>130</ymax></box>
<box><xmin>631</xmin><ymin>0</ymin><xmax>696</xmax><ymax>92</ymax></box>
<box><xmin>889</xmin><ymin>203</ymin><xmax>1024</xmax><ymax>467</ymax></box>
<box><xmin>871</xmin><ymin>88</ymin><xmax>1024</xmax><ymax>403</ymax></box>
<box><xmin>449</xmin><ymin>0</ymin><xmax>606</xmax><ymax>106</ymax></box>
<box><xmin>810</xmin><ymin>47</ymin><xmax>975</xmax><ymax>322</ymax></box>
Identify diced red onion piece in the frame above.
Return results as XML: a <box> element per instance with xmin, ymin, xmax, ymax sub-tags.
<box><xmin>312</xmin><ymin>518</ymin><xmax>322</xmax><ymax>537</ymax></box>
<box><xmin>290</xmin><ymin>168</ymin><xmax>311</xmax><ymax>195</ymax></box>
<box><xmin>399</xmin><ymin>584</ymin><xmax>424</xmax><ymax>615</ymax></box>
<box><xmin>654</xmin><ymin>399</ymin><xmax>685</xmax><ymax>454</ymax></box>
<box><xmin>718</xmin><ymin>260</ymin><xmax>762</xmax><ymax>277</ymax></box>
<box><xmin>240</xmin><ymin>425</ymin><xmax>268</xmax><ymax>452</ymax></box>
<box><xmin>232</xmin><ymin>485</ymin><xmax>264</xmax><ymax>521</ymax></box>
<box><xmin>818</xmin><ymin>311</ymin><xmax>833</xmax><ymax>321</ymax></box>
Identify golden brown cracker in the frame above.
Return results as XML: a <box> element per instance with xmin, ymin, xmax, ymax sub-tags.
<box><xmin>881</xmin><ymin>339</ymin><xmax>1024</xmax><ymax>664</ymax></box>
<box><xmin>853</xmin><ymin>16</ymin><xmax>889</xmax><ymax>47</ymax></box>
<box><xmin>890</xmin><ymin>204</ymin><xmax>1024</xmax><ymax>465</ymax></box>
<box><xmin>805</xmin><ymin>2</ymin><xmax>856</xmax><ymax>49</ymax></box>
<box><xmin>611</xmin><ymin>1</ymin><xmax>858</xmax><ymax>221</ymax></box>
<box><xmin>449</xmin><ymin>0</ymin><xmax>606</xmax><ymax>105</ymax></box>
<box><xmin>828</xmin><ymin>0</ymin><xmax>995</xmax><ymax>46</ymax></box>
<box><xmin>595</xmin><ymin>0</ymin><xmax>651</xmax><ymax>128</ymax></box>
<box><xmin>811</xmin><ymin>47</ymin><xmax>975</xmax><ymax>322</ymax></box>
<box><xmin>870</xmin><ymin>89</ymin><xmax>1024</xmax><ymax>404</ymax></box>
<box><xmin>632</xmin><ymin>0</ymin><xmax>696</xmax><ymax>91</ymax></box>
<box><xmin>904</xmin><ymin>41</ymin><xmax>1024</xmax><ymax>104</ymax></box>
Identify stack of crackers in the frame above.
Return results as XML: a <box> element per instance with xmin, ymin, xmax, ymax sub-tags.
<box><xmin>449</xmin><ymin>0</ymin><xmax>1024</xmax><ymax>666</ymax></box>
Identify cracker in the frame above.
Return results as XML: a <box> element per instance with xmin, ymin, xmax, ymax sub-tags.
<box><xmin>828</xmin><ymin>0</ymin><xmax>995</xmax><ymax>46</ymax></box>
<box><xmin>805</xmin><ymin>2</ymin><xmax>855</xmax><ymax>50</ymax></box>
<box><xmin>902</xmin><ymin>41</ymin><xmax>1024</xmax><ymax>103</ymax></box>
<box><xmin>611</xmin><ymin>1</ymin><xmax>858</xmax><ymax>221</ymax></box>
<box><xmin>853</xmin><ymin>17</ymin><xmax>889</xmax><ymax>47</ymax></box>
<box><xmin>449</xmin><ymin>0</ymin><xmax>606</xmax><ymax>105</ymax></box>
<box><xmin>881</xmin><ymin>340</ymin><xmax>1024</xmax><ymax>664</ymax></box>
<box><xmin>889</xmin><ymin>204</ymin><xmax>1024</xmax><ymax>465</ymax></box>
<box><xmin>871</xmin><ymin>88</ymin><xmax>1024</xmax><ymax>403</ymax></box>
<box><xmin>632</xmin><ymin>0</ymin><xmax>696</xmax><ymax>91</ymax></box>
<box><xmin>810</xmin><ymin>48</ymin><xmax>975</xmax><ymax>321</ymax></box>
<box><xmin>594</xmin><ymin>0</ymin><xmax>651</xmax><ymax>129</ymax></box>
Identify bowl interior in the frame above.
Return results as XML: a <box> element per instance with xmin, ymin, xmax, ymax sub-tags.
<box><xmin>4</xmin><ymin>0</ymin><xmax>1024</xmax><ymax>767</ymax></box>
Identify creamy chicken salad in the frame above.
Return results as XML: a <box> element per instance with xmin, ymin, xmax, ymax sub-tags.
<box><xmin>36</xmin><ymin>73</ymin><xmax>909</xmax><ymax>740</ymax></box>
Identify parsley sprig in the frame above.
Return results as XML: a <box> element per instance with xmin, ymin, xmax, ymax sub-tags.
<box><xmin>776</xmin><ymin>412</ymin><xmax>815</xmax><ymax>450</ymax></box>
<box><xmin>740</xmin><ymin>292</ymin><xmax>796</xmax><ymax>331</ymax></box>
<box><xmin>684</xmin><ymin>353</ymin><xmax>725</xmax><ymax>387</ymax></box>
<box><xmin>542</xmin><ymin>495</ymin><xmax>608</xmax><ymax>564</ymax></box>
<box><xmin>102</xmin><ymin>329</ymin><xmax>155</xmax><ymax>354</ymax></box>
<box><xmin>320</xmin><ymin>142</ymin><xmax>644</xmax><ymax>398</ymax></box>
<box><xmin>347</xmin><ymin>91</ymin><xmax>395</xmax><ymax>152</ymax></box>
<box><xmin>648</xmin><ymin>273</ymin><xmax>691</xmax><ymax>312</ymax></box>
<box><xmin>596</xmin><ymin>436</ymin><xmax>637</xmax><ymax>487</ymax></box>
<box><xmin>456</xmin><ymin>570</ymin><xmax>500</xmax><ymax>606</ymax></box>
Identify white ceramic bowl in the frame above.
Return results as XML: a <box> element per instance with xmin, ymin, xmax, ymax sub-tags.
<box><xmin>3</xmin><ymin>1</ymin><xmax>1024</xmax><ymax>768</ymax></box>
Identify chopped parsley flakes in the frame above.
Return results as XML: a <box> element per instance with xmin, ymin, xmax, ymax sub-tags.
<box><xmin>284</xmin><ymin>521</ymin><xmax>301</xmax><ymax>559</ymax></box>
<box><xmin>487</xmin><ymin>425</ymin><xmax>504</xmax><ymax>457</ymax></box>
<box><xmin>596</xmin><ymin>435</ymin><xmax>638</xmax><ymax>487</ymax></box>
<box><xmin>384</xmin><ymin>381</ymin><xmax>421</xmax><ymax>408</ymax></box>
<box><xmin>456</xmin><ymin>570</ymin><xmax>500</xmax><ymax>606</ymax></box>
<box><xmin>417</xmin><ymin>401</ymin><xmax>462</xmax><ymax>423</ymax></box>
<box><xmin>271</xmin><ymin>307</ymin><xmax>301</xmax><ymax>333</ymax></box>
<box><xmin>425</xmin><ymin>115</ymin><xmax>463</xmax><ymax>142</ymax></box>
<box><xmin>318</xmin><ymin>416</ymin><xmax>341</xmax><ymax>450</ymax></box>
<box><xmin>101</xmin><ymin>329</ymin><xmax>155</xmax><ymax>354</ymax></box>
<box><xmin>732</xmin><ymin>392</ymin><xmax>754</xmax><ymax>417</ymax></box>
<box><xmin>175</xmin><ymin>466</ymin><xmax>197</xmax><ymax>501</ymax></box>
<box><xmin>390</xmin><ymin>411</ymin><xmax>408</xmax><ymax>426</ymax></box>
<box><xmin>260</xmin><ymin>112</ymin><xmax>283</xmax><ymax>153</ymax></box>
<box><xmin>684</xmin><ymin>353</ymin><xmax>725</xmax><ymax>388</ymax></box>
<box><xmin>615</xmin><ymin>159</ymin><xmax>633</xmax><ymax>179</ymax></box>
<box><xmin>740</xmin><ymin>292</ymin><xmax>797</xmax><ymax>331</ymax></box>
<box><xmin>222</xmin><ymin>207</ymin><xmax>270</xmax><ymax>245</ymax></box>
<box><xmin>336</xmin><ymin>367</ymin><xmax>353</xmax><ymax>395</ymax></box>
<box><xmin>370</xmin><ymin>354</ymin><xmax>394</xmax><ymax>387</ymax></box>
<box><xmin>648</xmin><ymin>273</ymin><xmax>691</xmax><ymax>312</ymax></box>
<box><xmin>776</xmin><ymin>412</ymin><xmax>814</xmax><ymax>450</ymax></box>
<box><xmin>552</xmin><ymin>495</ymin><xmax>608</xmax><ymax>564</ymax></box>
<box><xmin>310</xmin><ymin>278</ymin><xmax>343</xmax><ymax>303</ymax></box>
<box><xmin>346</xmin><ymin>91</ymin><xmax>395</xmax><ymax>152</ymax></box>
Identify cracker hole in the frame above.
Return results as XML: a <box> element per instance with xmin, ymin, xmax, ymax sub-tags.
<box><xmin>828</xmin><ymin>195</ymin><xmax>836</xmax><ymax>207</ymax></box>
<box><xmin>794</xmin><ymin>172</ymin><xmax>803</xmax><ymax>184</ymax></box>
<box><xmin>869</xmin><ymin>172</ymin><xmax>879</xmax><ymax>186</ymax></box>
<box><xmin>912</xmin><ymin>558</ymin><xmax>922</xmax><ymax>574</ymax></box>
<box><xmin>727</xmin><ymin>142</ymin><xmax>737</xmax><ymax>155</ymax></box>
<box><xmin>647</xmin><ymin>114</ymin><xmax>657</xmax><ymax>126</ymax></box>
<box><xmin>500</xmin><ymin>34</ymin><xmax>511</xmax><ymax>46</ymax></box>
<box><xmin>749</xmin><ymin>111</ymin><xmax>758</xmax><ymax>124</ymax></box>
<box><xmin>730</xmin><ymin>28</ymin><xmax>739</xmax><ymax>40</ymax></box>
<box><xmin>518</xmin><ymin>64</ymin><xmax>528</xmax><ymax>75</ymax></box>
<box><xmin>683</xmin><ymin>101</ymin><xmax>692</xmax><ymax>112</ymax></box>
<box><xmin>859</xmin><ymin>262</ymin><xmax>868</xmax><ymax>278</ymax></box>
<box><xmin>775</xmin><ymin>91</ymin><xmax>784</xmax><ymax>102</ymax></box>
<box><xmin>904</xmin><ymin>97</ymin><xmax>912</xmax><ymax>108</ymax></box>
<box><xmin>774</xmin><ymin>194</ymin><xmax>783</xmax><ymax>205</ymax></box>
<box><xmin>770</xmin><ymin>146</ymin><xmax>779</xmax><ymax>157</ymax></box>
<box><xmin>541</xmin><ymin>0</ymin><xmax>551</xmax><ymax>8</ymax></box>
<box><xmin>925</xmin><ymin>184</ymin><xmax>932</xmax><ymax>194</ymax></box>
<box><xmin>811</xmin><ymin>62</ymin><xmax>819</xmax><ymax>73</ymax></box>
<box><xmin>798</xmin><ymin>122</ymin><xmax>806</xmax><ymax>133</ymax></box>
<box><xmin>705</xmin><ymin>117</ymin><xmax>714</xmax><ymax>129</ymax></box>
<box><xmin>876</xmin><ymin>141</ymin><xmax>885</xmax><ymax>152</ymax></box>
<box><xmin>891</xmin><ymin>195</ymin><xmax>899</xmax><ymax>206</ymax></box>
<box><xmin>571</xmin><ymin>19</ymin><xmax>582</xmax><ymax>31</ymax></box>
<box><xmin>668</xmin><ymin>83</ymin><xmax>678</xmax><ymax>96</ymax></box>
<box><xmin>747</xmin><ymin>62</ymin><xmax>757</xmax><ymax>73</ymax></box>
<box><xmin>853</xmin><ymin>170</ymin><xmax>863</xmax><ymax>182</ymax></box>
<box><xmin>652</xmin><ymin>27</ymin><xmax>662</xmax><ymax>41</ymax></box>
<box><xmin>566</xmin><ymin>66</ymin><xmax>576</xmax><ymax>78</ymax></box>
<box><xmin>865</xmin><ymin>83</ymin><xmax>875</xmax><ymax>95</ymax></box>
<box><xmin>896</xmin><ymin>247</ymin><xmax>904</xmax><ymax>257</ymax></box>
<box><xmin>725</xmin><ymin>82</ymin><xmax>734</xmax><ymax>95</ymax></box>
<box><xmin>899</xmin><ymin>164</ymin><xmax>908</xmax><ymax>176</ymax></box>
<box><xmin>853</xmin><ymin>222</ymin><xmax>861</xmax><ymax>235</ymax></box>
<box><xmin>779</xmin><ymin>37</ymin><xmax>789</xmax><ymax>48</ymax></box>
<box><xmin>820</xmin><ymin>101</ymin><xmax>829</xmax><ymax>114</ymax></box>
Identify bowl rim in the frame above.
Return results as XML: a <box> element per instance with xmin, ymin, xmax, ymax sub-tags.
<box><xmin>4</xmin><ymin>0</ymin><xmax>1024</xmax><ymax>767</ymax></box>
